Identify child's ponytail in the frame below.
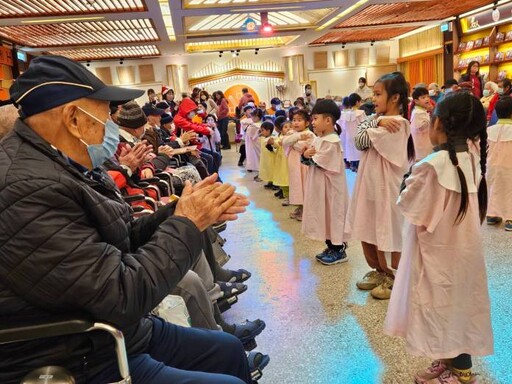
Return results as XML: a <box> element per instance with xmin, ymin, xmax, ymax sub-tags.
<box><xmin>402</xmin><ymin>94</ymin><xmax>416</xmax><ymax>162</ymax></box>
<box><xmin>447</xmin><ymin>129</ymin><xmax>470</xmax><ymax>224</ymax></box>
<box><xmin>478</xmin><ymin>129</ymin><xmax>488</xmax><ymax>223</ymax></box>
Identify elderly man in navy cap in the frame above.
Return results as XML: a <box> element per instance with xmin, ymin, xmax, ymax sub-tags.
<box><xmin>0</xmin><ymin>56</ymin><xmax>251</xmax><ymax>384</ymax></box>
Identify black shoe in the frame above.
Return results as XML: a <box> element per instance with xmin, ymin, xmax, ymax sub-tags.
<box><xmin>263</xmin><ymin>183</ymin><xmax>274</xmax><ymax>189</ymax></box>
<box><xmin>274</xmin><ymin>189</ymin><xmax>284</xmax><ymax>198</ymax></box>
<box><xmin>222</xmin><ymin>145</ymin><xmax>231</xmax><ymax>150</ymax></box>
<box><xmin>238</xmin><ymin>162</ymin><xmax>244</xmax><ymax>167</ymax></box>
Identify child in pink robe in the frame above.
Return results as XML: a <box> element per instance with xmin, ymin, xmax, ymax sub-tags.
<box><xmin>282</xmin><ymin>109</ymin><xmax>315</xmax><ymax>221</ymax></box>
<box><xmin>486</xmin><ymin>97</ymin><xmax>512</xmax><ymax>231</ymax></box>
<box><xmin>301</xmin><ymin>99</ymin><xmax>350</xmax><ymax>265</ymax></box>
<box><xmin>385</xmin><ymin>91</ymin><xmax>493</xmax><ymax>384</ymax></box>
<box><xmin>245</xmin><ymin>108</ymin><xmax>263</xmax><ymax>179</ymax></box>
<box><xmin>410</xmin><ymin>87</ymin><xmax>433</xmax><ymax>161</ymax></box>
<box><xmin>346</xmin><ymin>72</ymin><xmax>414</xmax><ymax>300</ymax></box>
<box><xmin>339</xmin><ymin>93</ymin><xmax>366</xmax><ymax>172</ymax></box>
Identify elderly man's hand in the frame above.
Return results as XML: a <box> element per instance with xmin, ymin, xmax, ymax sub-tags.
<box><xmin>119</xmin><ymin>141</ymin><xmax>153</xmax><ymax>172</ymax></box>
<box><xmin>174</xmin><ymin>180</ymin><xmax>240</xmax><ymax>231</ymax></box>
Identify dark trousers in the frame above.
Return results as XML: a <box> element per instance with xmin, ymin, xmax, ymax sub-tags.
<box><xmin>90</xmin><ymin>317</ymin><xmax>251</xmax><ymax>384</ymax></box>
<box><xmin>201</xmin><ymin>148</ymin><xmax>222</xmax><ymax>174</ymax></box>
<box><xmin>188</xmin><ymin>156</ymin><xmax>209</xmax><ymax>179</ymax></box>
<box><xmin>238</xmin><ymin>144</ymin><xmax>246</xmax><ymax>164</ymax></box>
<box><xmin>218</xmin><ymin>118</ymin><xmax>230</xmax><ymax>148</ymax></box>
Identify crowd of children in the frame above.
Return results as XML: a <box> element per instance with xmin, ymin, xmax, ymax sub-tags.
<box><xmin>233</xmin><ymin>70</ymin><xmax>511</xmax><ymax>383</ymax></box>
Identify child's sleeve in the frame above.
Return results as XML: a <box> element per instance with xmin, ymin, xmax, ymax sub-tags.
<box><xmin>397</xmin><ymin>163</ymin><xmax>445</xmax><ymax>233</ymax></box>
<box><xmin>355</xmin><ymin>117</ymin><xmax>378</xmax><ymax>151</ymax></box>
<box><xmin>367</xmin><ymin>118</ymin><xmax>410</xmax><ymax>167</ymax></box>
<box><xmin>411</xmin><ymin>111</ymin><xmax>430</xmax><ymax>134</ymax></box>
<box><xmin>312</xmin><ymin>140</ymin><xmax>343</xmax><ymax>173</ymax></box>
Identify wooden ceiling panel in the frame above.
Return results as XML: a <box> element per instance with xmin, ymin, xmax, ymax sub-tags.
<box><xmin>311</xmin><ymin>27</ymin><xmax>416</xmax><ymax>45</ymax></box>
<box><xmin>0</xmin><ymin>0</ymin><xmax>146</xmax><ymax>19</ymax></box>
<box><xmin>49</xmin><ymin>44</ymin><xmax>161</xmax><ymax>61</ymax></box>
<box><xmin>336</xmin><ymin>0</ymin><xmax>495</xmax><ymax>28</ymax></box>
<box><xmin>0</xmin><ymin>19</ymin><xmax>158</xmax><ymax>48</ymax></box>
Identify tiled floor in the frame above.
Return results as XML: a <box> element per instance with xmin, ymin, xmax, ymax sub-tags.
<box><xmin>219</xmin><ymin>149</ymin><xmax>509</xmax><ymax>384</ymax></box>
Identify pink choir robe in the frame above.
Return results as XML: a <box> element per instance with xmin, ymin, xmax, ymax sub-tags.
<box><xmin>282</xmin><ymin>129</ymin><xmax>316</xmax><ymax>205</ymax></box>
<box><xmin>385</xmin><ymin>150</ymin><xmax>493</xmax><ymax>359</ymax></box>
<box><xmin>346</xmin><ymin>116</ymin><xmax>410</xmax><ymax>252</ymax></box>
<box><xmin>410</xmin><ymin>106</ymin><xmax>432</xmax><ymax>161</ymax></box>
<box><xmin>301</xmin><ymin>133</ymin><xmax>350</xmax><ymax>244</ymax></box>
<box><xmin>487</xmin><ymin>120</ymin><xmax>512</xmax><ymax>220</ymax></box>
<box><xmin>245</xmin><ymin>121</ymin><xmax>262</xmax><ymax>172</ymax></box>
<box><xmin>339</xmin><ymin>109</ymin><xmax>366</xmax><ymax>162</ymax></box>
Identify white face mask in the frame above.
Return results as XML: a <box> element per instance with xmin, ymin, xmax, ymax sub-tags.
<box><xmin>483</xmin><ymin>89</ymin><xmax>491</xmax><ymax>97</ymax></box>
<box><xmin>359</xmin><ymin>83</ymin><xmax>365</xmax><ymax>88</ymax></box>
<box><xmin>428</xmin><ymin>90</ymin><xmax>436</xmax><ymax>96</ymax></box>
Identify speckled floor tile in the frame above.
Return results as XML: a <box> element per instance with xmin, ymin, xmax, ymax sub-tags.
<box><xmin>219</xmin><ymin>149</ymin><xmax>508</xmax><ymax>384</ymax></box>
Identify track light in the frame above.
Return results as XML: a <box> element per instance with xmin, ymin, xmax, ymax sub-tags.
<box><xmin>219</xmin><ymin>51</ymin><xmax>223</xmax><ymax>58</ymax></box>
<box><xmin>260</xmin><ymin>12</ymin><xmax>273</xmax><ymax>34</ymax></box>
<box><xmin>255</xmin><ymin>48</ymin><xmax>259</xmax><ymax>55</ymax></box>
<box><xmin>236</xmin><ymin>49</ymin><xmax>240</xmax><ymax>57</ymax></box>
<box><xmin>370</xmin><ymin>40</ymin><xmax>375</xmax><ymax>46</ymax></box>
<box><xmin>120</xmin><ymin>58</ymin><xmax>124</xmax><ymax>64</ymax></box>
<box><xmin>86</xmin><ymin>60</ymin><xmax>91</xmax><ymax>67</ymax></box>
<box><xmin>341</xmin><ymin>42</ymin><xmax>346</xmax><ymax>49</ymax></box>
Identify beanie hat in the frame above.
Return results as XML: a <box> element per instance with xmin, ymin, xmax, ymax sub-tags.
<box><xmin>156</xmin><ymin>101</ymin><xmax>170</xmax><ymax>110</ymax></box>
<box><xmin>117</xmin><ymin>101</ymin><xmax>147</xmax><ymax>129</ymax></box>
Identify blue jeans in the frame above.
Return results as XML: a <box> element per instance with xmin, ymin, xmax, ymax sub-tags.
<box><xmin>90</xmin><ymin>317</ymin><xmax>250</xmax><ymax>384</ymax></box>
<box><xmin>201</xmin><ymin>148</ymin><xmax>222</xmax><ymax>173</ymax></box>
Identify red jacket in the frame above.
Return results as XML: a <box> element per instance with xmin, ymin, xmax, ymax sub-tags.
<box><xmin>174</xmin><ymin>98</ymin><xmax>211</xmax><ymax>136</ymax></box>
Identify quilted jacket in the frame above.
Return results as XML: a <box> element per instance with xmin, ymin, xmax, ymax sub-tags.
<box><xmin>0</xmin><ymin>120</ymin><xmax>203</xmax><ymax>383</ymax></box>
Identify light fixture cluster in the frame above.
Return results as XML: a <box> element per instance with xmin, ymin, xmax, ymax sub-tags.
<box><xmin>218</xmin><ymin>48</ymin><xmax>260</xmax><ymax>57</ymax></box>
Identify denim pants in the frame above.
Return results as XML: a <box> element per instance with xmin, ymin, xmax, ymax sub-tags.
<box><xmin>90</xmin><ymin>317</ymin><xmax>251</xmax><ymax>384</ymax></box>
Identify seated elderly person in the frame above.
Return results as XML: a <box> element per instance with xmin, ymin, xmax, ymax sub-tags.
<box><xmin>0</xmin><ymin>55</ymin><xmax>251</xmax><ymax>384</ymax></box>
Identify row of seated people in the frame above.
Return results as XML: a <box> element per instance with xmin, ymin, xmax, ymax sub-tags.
<box><xmin>0</xmin><ymin>55</ymin><xmax>268</xmax><ymax>384</ymax></box>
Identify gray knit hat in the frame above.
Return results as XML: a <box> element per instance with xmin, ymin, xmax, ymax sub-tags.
<box><xmin>117</xmin><ymin>101</ymin><xmax>147</xmax><ymax>129</ymax></box>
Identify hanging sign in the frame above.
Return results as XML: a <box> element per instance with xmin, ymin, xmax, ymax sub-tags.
<box><xmin>242</xmin><ymin>17</ymin><xmax>257</xmax><ymax>33</ymax></box>
<box><xmin>461</xmin><ymin>2</ymin><xmax>512</xmax><ymax>33</ymax></box>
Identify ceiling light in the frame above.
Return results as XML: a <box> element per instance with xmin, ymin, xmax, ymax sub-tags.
<box><xmin>120</xmin><ymin>58</ymin><xmax>124</xmax><ymax>64</ymax></box>
<box><xmin>316</xmin><ymin>0</ymin><xmax>369</xmax><ymax>31</ymax></box>
<box><xmin>371</xmin><ymin>40</ymin><xmax>375</xmax><ymax>46</ymax></box>
<box><xmin>219</xmin><ymin>51</ymin><xmax>223</xmax><ymax>57</ymax></box>
<box><xmin>22</xmin><ymin>16</ymin><xmax>104</xmax><ymax>24</ymax></box>
<box><xmin>342</xmin><ymin>42</ymin><xmax>346</xmax><ymax>49</ymax></box>
<box><xmin>260</xmin><ymin>11</ymin><xmax>273</xmax><ymax>34</ymax></box>
<box><xmin>255</xmin><ymin>48</ymin><xmax>259</xmax><ymax>55</ymax></box>
<box><xmin>232</xmin><ymin>50</ymin><xmax>236</xmax><ymax>58</ymax></box>
<box><xmin>86</xmin><ymin>60</ymin><xmax>91</xmax><ymax>67</ymax></box>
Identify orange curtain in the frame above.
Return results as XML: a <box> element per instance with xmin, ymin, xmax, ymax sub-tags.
<box><xmin>409</xmin><ymin>60</ymin><xmax>421</xmax><ymax>86</ymax></box>
<box><xmin>399</xmin><ymin>54</ymin><xmax>443</xmax><ymax>87</ymax></box>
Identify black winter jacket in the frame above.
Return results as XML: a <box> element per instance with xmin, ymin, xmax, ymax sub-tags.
<box><xmin>0</xmin><ymin>120</ymin><xmax>203</xmax><ymax>383</ymax></box>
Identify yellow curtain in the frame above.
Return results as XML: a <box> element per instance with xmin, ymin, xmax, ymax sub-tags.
<box><xmin>399</xmin><ymin>54</ymin><xmax>444</xmax><ymax>87</ymax></box>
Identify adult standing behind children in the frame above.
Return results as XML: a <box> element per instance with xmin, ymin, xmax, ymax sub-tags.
<box><xmin>385</xmin><ymin>91</ymin><xmax>493</xmax><ymax>384</ymax></box>
<box><xmin>486</xmin><ymin>97</ymin><xmax>512</xmax><ymax>231</ymax></box>
<box><xmin>215</xmin><ymin>91</ymin><xmax>231</xmax><ymax>150</ymax></box>
<box><xmin>302</xmin><ymin>99</ymin><xmax>351</xmax><ymax>265</ymax></box>
<box><xmin>346</xmin><ymin>72</ymin><xmax>414</xmax><ymax>300</ymax></box>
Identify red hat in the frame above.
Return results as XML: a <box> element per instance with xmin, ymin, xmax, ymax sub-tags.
<box><xmin>161</xmin><ymin>86</ymin><xmax>172</xmax><ymax>96</ymax></box>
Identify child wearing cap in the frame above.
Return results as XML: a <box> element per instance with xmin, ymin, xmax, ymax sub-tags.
<box><xmin>301</xmin><ymin>99</ymin><xmax>350</xmax><ymax>265</ymax></box>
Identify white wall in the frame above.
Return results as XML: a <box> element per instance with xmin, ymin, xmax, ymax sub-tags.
<box><xmin>84</xmin><ymin>40</ymin><xmax>399</xmax><ymax>104</ymax></box>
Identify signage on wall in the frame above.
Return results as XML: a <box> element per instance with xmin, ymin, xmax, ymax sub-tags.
<box><xmin>242</xmin><ymin>17</ymin><xmax>257</xmax><ymax>33</ymax></box>
<box><xmin>0</xmin><ymin>46</ymin><xmax>13</xmax><ymax>66</ymax></box>
<box><xmin>461</xmin><ymin>2</ymin><xmax>512</xmax><ymax>33</ymax></box>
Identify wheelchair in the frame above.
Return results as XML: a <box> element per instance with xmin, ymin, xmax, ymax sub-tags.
<box><xmin>0</xmin><ymin>316</ymin><xmax>131</xmax><ymax>384</ymax></box>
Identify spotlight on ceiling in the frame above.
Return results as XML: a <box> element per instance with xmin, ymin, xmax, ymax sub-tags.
<box><xmin>370</xmin><ymin>40</ymin><xmax>375</xmax><ymax>46</ymax></box>
<box><xmin>341</xmin><ymin>42</ymin><xmax>346</xmax><ymax>49</ymax></box>
<box><xmin>119</xmin><ymin>58</ymin><xmax>124</xmax><ymax>64</ymax></box>
<box><xmin>255</xmin><ymin>48</ymin><xmax>259</xmax><ymax>55</ymax></box>
<box><xmin>236</xmin><ymin>49</ymin><xmax>240</xmax><ymax>57</ymax></box>
<box><xmin>260</xmin><ymin>12</ymin><xmax>273</xmax><ymax>34</ymax></box>
<box><xmin>86</xmin><ymin>60</ymin><xmax>91</xmax><ymax>67</ymax></box>
<box><xmin>219</xmin><ymin>50</ymin><xmax>223</xmax><ymax>58</ymax></box>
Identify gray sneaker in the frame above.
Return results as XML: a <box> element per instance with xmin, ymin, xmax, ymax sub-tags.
<box><xmin>356</xmin><ymin>270</ymin><xmax>385</xmax><ymax>290</ymax></box>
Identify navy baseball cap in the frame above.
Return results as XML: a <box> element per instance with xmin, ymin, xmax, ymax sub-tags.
<box><xmin>10</xmin><ymin>55</ymin><xmax>144</xmax><ymax>118</ymax></box>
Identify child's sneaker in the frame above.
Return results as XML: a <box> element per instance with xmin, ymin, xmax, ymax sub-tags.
<box><xmin>289</xmin><ymin>207</ymin><xmax>303</xmax><ymax>221</ymax></box>
<box><xmin>356</xmin><ymin>270</ymin><xmax>385</xmax><ymax>290</ymax></box>
<box><xmin>318</xmin><ymin>249</ymin><xmax>348</xmax><ymax>265</ymax></box>
<box><xmin>370</xmin><ymin>275</ymin><xmax>394</xmax><ymax>300</ymax></box>
<box><xmin>414</xmin><ymin>360</ymin><xmax>449</xmax><ymax>383</ymax></box>
<box><xmin>281</xmin><ymin>198</ymin><xmax>290</xmax><ymax>206</ymax></box>
<box><xmin>422</xmin><ymin>369</ymin><xmax>478</xmax><ymax>384</ymax></box>
<box><xmin>315</xmin><ymin>248</ymin><xmax>330</xmax><ymax>261</ymax></box>
<box><xmin>486</xmin><ymin>216</ymin><xmax>502</xmax><ymax>225</ymax></box>
<box><xmin>505</xmin><ymin>220</ymin><xmax>512</xmax><ymax>231</ymax></box>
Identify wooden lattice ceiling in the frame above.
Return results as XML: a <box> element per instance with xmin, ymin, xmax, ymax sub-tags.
<box><xmin>335</xmin><ymin>0</ymin><xmax>496</xmax><ymax>28</ymax></box>
<box><xmin>311</xmin><ymin>27</ymin><xmax>416</xmax><ymax>45</ymax></box>
<box><xmin>0</xmin><ymin>0</ymin><xmax>146</xmax><ymax>19</ymax></box>
<box><xmin>0</xmin><ymin>19</ymin><xmax>158</xmax><ymax>48</ymax></box>
<box><xmin>49</xmin><ymin>44</ymin><xmax>161</xmax><ymax>61</ymax></box>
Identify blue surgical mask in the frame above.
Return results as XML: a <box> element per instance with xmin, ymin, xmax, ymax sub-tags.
<box><xmin>483</xmin><ymin>89</ymin><xmax>490</xmax><ymax>97</ymax></box>
<box><xmin>78</xmin><ymin>107</ymin><xmax>120</xmax><ymax>169</ymax></box>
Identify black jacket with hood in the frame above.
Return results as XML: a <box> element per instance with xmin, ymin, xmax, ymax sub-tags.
<box><xmin>0</xmin><ymin>119</ymin><xmax>203</xmax><ymax>383</ymax></box>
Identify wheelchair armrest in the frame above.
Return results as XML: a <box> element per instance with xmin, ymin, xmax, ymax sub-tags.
<box><xmin>140</xmin><ymin>177</ymin><xmax>160</xmax><ymax>183</ymax></box>
<box><xmin>123</xmin><ymin>194</ymin><xmax>146</xmax><ymax>203</ymax></box>
<box><xmin>0</xmin><ymin>316</ymin><xmax>94</xmax><ymax>344</ymax></box>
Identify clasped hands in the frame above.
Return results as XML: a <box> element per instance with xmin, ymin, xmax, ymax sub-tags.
<box><xmin>174</xmin><ymin>174</ymin><xmax>249</xmax><ymax>232</ymax></box>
